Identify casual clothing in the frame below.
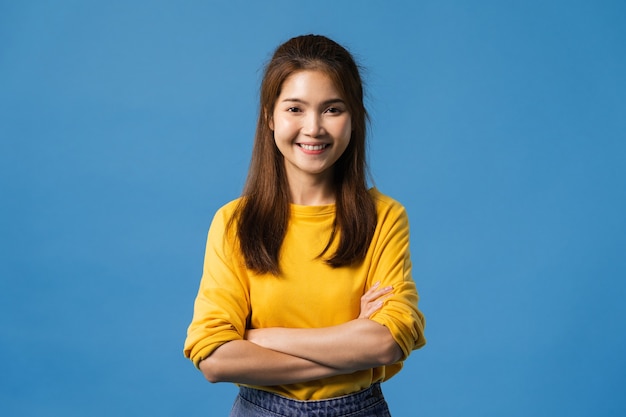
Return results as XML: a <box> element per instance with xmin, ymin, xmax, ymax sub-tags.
<box><xmin>229</xmin><ymin>383</ymin><xmax>391</xmax><ymax>417</ymax></box>
<box><xmin>184</xmin><ymin>188</ymin><xmax>426</xmax><ymax>401</ymax></box>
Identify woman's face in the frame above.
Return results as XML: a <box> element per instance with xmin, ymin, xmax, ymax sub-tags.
<box><xmin>271</xmin><ymin>70</ymin><xmax>352</xmax><ymax>188</ymax></box>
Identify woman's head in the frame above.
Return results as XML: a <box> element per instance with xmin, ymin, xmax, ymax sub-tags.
<box><xmin>261</xmin><ymin>34</ymin><xmax>366</xmax><ymax>141</ymax></box>
<box><xmin>246</xmin><ymin>34</ymin><xmax>368</xmax><ymax>196</ymax></box>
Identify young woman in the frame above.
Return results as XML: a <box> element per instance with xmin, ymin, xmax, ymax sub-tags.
<box><xmin>184</xmin><ymin>34</ymin><xmax>426</xmax><ymax>417</ymax></box>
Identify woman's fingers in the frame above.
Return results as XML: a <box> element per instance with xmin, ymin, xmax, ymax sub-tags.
<box><xmin>362</xmin><ymin>282</ymin><xmax>393</xmax><ymax>302</ymax></box>
<box><xmin>358</xmin><ymin>282</ymin><xmax>393</xmax><ymax>319</ymax></box>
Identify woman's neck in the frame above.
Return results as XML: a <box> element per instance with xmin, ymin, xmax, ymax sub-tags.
<box><xmin>287</xmin><ymin>178</ymin><xmax>335</xmax><ymax>206</ymax></box>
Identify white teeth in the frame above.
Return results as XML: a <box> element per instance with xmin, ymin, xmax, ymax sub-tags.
<box><xmin>299</xmin><ymin>144</ymin><xmax>327</xmax><ymax>151</ymax></box>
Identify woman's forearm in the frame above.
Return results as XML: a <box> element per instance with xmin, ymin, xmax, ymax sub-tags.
<box><xmin>246</xmin><ymin>319</ymin><xmax>402</xmax><ymax>371</ymax></box>
<box><xmin>198</xmin><ymin>339</ymin><xmax>346</xmax><ymax>385</ymax></box>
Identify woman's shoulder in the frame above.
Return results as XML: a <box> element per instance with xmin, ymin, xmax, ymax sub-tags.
<box><xmin>368</xmin><ymin>187</ymin><xmax>407</xmax><ymax>215</ymax></box>
<box><xmin>209</xmin><ymin>196</ymin><xmax>244</xmax><ymax>228</ymax></box>
<box><xmin>216</xmin><ymin>196</ymin><xmax>244</xmax><ymax>215</ymax></box>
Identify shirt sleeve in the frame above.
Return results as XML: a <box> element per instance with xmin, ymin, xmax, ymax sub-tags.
<box><xmin>368</xmin><ymin>200</ymin><xmax>426</xmax><ymax>360</ymax></box>
<box><xmin>183</xmin><ymin>206</ymin><xmax>250</xmax><ymax>368</ymax></box>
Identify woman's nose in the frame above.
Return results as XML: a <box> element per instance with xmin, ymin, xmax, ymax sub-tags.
<box><xmin>302</xmin><ymin>113</ymin><xmax>324</xmax><ymax>137</ymax></box>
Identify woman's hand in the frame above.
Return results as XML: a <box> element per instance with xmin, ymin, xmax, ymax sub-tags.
<box><xmin>358</xmin><ymin>282</ymin><xmax>393</xmax><ymax>319</ymax></box>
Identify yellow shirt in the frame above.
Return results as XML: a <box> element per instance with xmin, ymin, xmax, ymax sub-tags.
<box><xmin>184</xmin><ymin>188</ymin><xmax>426</xmax><ymax>400</ymax></box>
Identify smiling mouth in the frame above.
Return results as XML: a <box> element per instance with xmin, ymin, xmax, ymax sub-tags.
<box><xmin>298</xmin><ymin>143</ymin><xmax>329</xmax><ymax>151</ymax></box>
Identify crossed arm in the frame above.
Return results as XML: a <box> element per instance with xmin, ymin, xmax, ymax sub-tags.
<box><xmin>199</xmin><ymin>282</ymin><xmax>401</xmax><ymax>385</ymax></box>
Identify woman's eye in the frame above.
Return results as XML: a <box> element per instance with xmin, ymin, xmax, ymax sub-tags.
<box><xmin>325</xmin><ymin>107</ymin><xmax>342</xmax><ymax>114</ymax></box>
<box><xmin>287</xmin><ymin>107</ymin><xmax>301</xmax><ymax>112</ymax></box>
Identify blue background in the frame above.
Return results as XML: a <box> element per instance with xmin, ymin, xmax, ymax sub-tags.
<box><xmin>1</xmin><ymin>1</ymin><xmax>625</xmax><ymax>416</ymax></box>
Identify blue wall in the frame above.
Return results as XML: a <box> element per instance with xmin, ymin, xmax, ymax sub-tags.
<box><xmin>1</xmin><ymin>1</ymin><xmax>624</xmax><ymax>416</ymax></box>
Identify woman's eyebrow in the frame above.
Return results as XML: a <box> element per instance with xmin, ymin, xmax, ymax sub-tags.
<box><xmin>280</xmin><ymin>98</ymin><xmax>346</xmax><ymax>105</ymax></box>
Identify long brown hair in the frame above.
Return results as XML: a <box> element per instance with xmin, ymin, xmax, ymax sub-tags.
<box><xmin>233</xmin><ymin>34</ymin><xmax>377</xmax><ymax>275</ymax></box>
